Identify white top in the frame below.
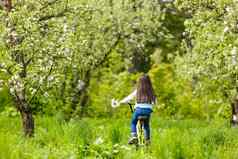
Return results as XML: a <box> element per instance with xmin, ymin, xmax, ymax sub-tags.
<box><xmin>119</xmin><ymin>90</ymin><xmax>154</xmax><ymax>109</ymax></box>
<box><xmin>233</xmin><ymin>115</ymin><xmax>237</xmax><ymax>121</ymax></box>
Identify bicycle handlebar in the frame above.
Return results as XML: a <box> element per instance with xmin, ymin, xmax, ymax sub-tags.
<box><xmin>128</xmin><ymin>103</ymin><xmax>134</xmax><ymax>113</ymax></box>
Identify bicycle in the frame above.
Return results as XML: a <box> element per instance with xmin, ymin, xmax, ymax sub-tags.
<box><xmin>111</xmin><ymin>99</ymin><xmax>150</xmax><ymax>147</ymax></box>
<box><xmin>128</xmin><ymin>103</ymin><xmax>149</xmax><ymax>147</ymax></box>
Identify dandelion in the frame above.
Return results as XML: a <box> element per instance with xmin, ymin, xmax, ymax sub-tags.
<box><xmin>113</xmin><ymin>144</ymin><xmax>119</xmax><ymax>148</ymax></box>
<box><xmin>224</xmin><ymin>26</ymin><xmax>229</xmax><ymax>33</ymax></box>
<box><xmin>112</xmin><ymin>149</ymin><xmax>119</xmax><ymax>154</ymax></box>
<box><xmin>120</xmin><ymin>145</ymin><xmax>131</xmax><ymax>150</ymax></box>
<box><xmin>0</xmin><ymin>63</ymin><xmax>6</xmax><ymax>68</ymax></box>
<box><xmin>94</xmin><ymin>137</ymin><xmax>104</xmax><ymax>145</ymax></box>
<box><xmin>44</xmin><ymin>92</ymin><xmax>49</xmax><ymax>97</ymax></box>
<box><xmin>48</xmin><ymin>76</ymin><xmax>54</xmax><ymax>82</ymax></box>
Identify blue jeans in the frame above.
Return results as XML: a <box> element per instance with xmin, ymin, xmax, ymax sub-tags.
<box><xmin>131</xmin><ymin>107</ymin><xmax>152</xmax><ymax>140</ymax></box>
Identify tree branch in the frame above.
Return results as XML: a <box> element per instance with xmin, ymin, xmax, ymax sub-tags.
<box><xmin>39</xmin><ymin>0</ymin><xmax>60</xmax><ymax>11</ymax></box>
<box><xmin>39</xmin><ymin>0</ymin><xmax>69</xmax><ymax>22</ymax></box>
<box><xmin>1</xmin><ymin>0</ymin><xmax>12</xmax><ymax>12</ymax></box>
<box><xmin>0</xmin><ymin>63</ymin><xmax>13</xmax><ymax>75</ymax></box>
<box><xmin>93</xmin><ymin>34</ymin><xmax>121</xmax><ymax>69</ymax></box>
<box><xmin>39</xmin><ymin>8</ymin><xmax>68</xmax><ymax>21</ymax></box>
<box><xmin>28</xmin><ymin>64</ymin><xmax>54</xmax><ymax>104</ymax></box>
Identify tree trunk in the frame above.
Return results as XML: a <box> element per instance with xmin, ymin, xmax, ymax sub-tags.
<box><xmin>79</xmin><ymin>71</ymin><xmax>90</xmax><ymax>117</ymax></box>
<box><xmin>59</xmin><ymin>66</ymin><xmax>68</xmax><ymax>104</ymax></box>
<box><xmin>19</xmin><ymin>109</ymin><xmax>34</xmax><ymax>137</ymax></box>
<box><xmin>2</xmin><ymin>0</ymin><xmax>12</xmax><ymax>12</ymax></box>
<box><xmin>70</xmin><ymin>69</ymin><xmax>91</xmax><ymax>117</ymax></box>
<box><xmin>128</xmin><ymin>50</ymin><xmax>151</xmax><ymax>73</ymax></box>
<box><xmin>13</xmin><ymin>96</ymin><xmax>34</xmax><ymax>137</ymax></box>
<box><xmin>10</xmin><ymin>81</ymin><xmax>34</xmax><ymax>137</ymax></box>
<box><xmin>3</xmin><ymin>0</ymin><xmax>34</xmax><ymax>137</ymax></box>
<box><xmin>70</xmin><ymin>69</ymin><xmax>81</xmax><ymax>112</ymax></box>
<box><xmin>231</xmin><ymin>97</ymin><xmax>238</xmax><ymax>127</ymax></box>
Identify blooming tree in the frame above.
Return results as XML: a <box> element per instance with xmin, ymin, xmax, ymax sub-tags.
<box><xmin>0</xmin><ymin>0</ymin><xmax>70</xmax><ymax>136</ymax></box>
<box><xmin>175</xmin><ymin>0</ymin><xmax>238</xmax><ymax>116</ymax></box>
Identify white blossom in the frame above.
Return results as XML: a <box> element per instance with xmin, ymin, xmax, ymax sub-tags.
<box><xmin>76</xmin><ymin>80</ymin><xmax>85</xmax><ymax>90</ymax></box>
<box><xmin>44</xmin><ymin>92</ymin><xmax>49</xmax><ymax>97</ymax></box>
<box><xmin>48</xmin><ymin>76</ymin><xmax>54</xmax><ymax>82</ymax></box>
<box><xmin>223</xmin><ymin>26</ymin><xmax>229</xmax><ymax>33</ymax></box>
<box><xmin>231</xmin><ymin>47</ymin><xmax>237</xmax><ymax>65</ymax></box>
<box><xmin>30</xmin><ymin>88</ymin><xmax>37</xmax><ymax>95</ymax></box>
<box><xmin>94</xmin><ymin>137</ymin><xmax>104</xmax><ymax>145</ymax></box>
<box><xmin>10</xmin><ymin>87</ymin><xmax>15</xmax><ymax>95</ymax></box>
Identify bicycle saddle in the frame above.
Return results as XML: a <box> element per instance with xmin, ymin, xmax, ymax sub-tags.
<box><xmin>138</xmin><ymin>116</ymin><xmax>149</xmax><ymax>120</ymax></box>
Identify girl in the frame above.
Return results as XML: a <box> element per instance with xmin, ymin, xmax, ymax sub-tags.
<box><xmin>112</xmin><ymin>74</ymin><xmax>156</xmax><ymax>145</ymax></box>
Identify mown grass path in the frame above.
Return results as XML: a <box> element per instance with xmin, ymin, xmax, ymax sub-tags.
<box><xmin>0</xmin><ymin>116</ymin><xmax>238</xmax><ymax>159</ymax></box>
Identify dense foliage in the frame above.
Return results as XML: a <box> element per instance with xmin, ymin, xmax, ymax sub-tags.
<box><xmin>0</xmin><ymin>0</ymin><xmax>236</xmax><ymax>142</ymax></box>
<box><xmin>1</xmin><ymin>0</ymin><xmax>238</xmax><ymax>158</ymax></box>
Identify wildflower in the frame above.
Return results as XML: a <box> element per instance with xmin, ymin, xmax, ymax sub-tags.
<box><xmin>120</xmin><ymin>145</ymin><xmax>131</xmax><ymax>150</ymax></box>
<box><xmin>48</xmin><ymin>76</ymin><xmax>54</xmax><ymax>82</ymax></box>
<box><xmin>44</xmin><ymin>92</ymin><xmax>49</xmax><ymax>97</ymax></box>
<box><xmin>231</xmin><ymin>47</ymin><xmax>237</xmax><ymax>65</ymax></box>
<box><xmin>77</xmin><ymin>80</ymin><xmax>85</xmax><ymax>90</ymax></box>
<box><xmin>94</xmin><ymin>137</ymin><xmax>104</xmax><ymax>145</ymax></box>
<box><xmin>112</xmin><ymin>149</ymin><xmax>119</xmax><ymax>154</ymax></box>
<box><xmin>224</xmin><ymin>26</ymin><xmax>229</xmax><ymax>33</ymax></box>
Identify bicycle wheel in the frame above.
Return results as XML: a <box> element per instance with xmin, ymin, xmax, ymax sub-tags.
<box><xmin>137</xmin><ymin>120</ymin><xmax>145</xmax><ymax>145</ymax></box>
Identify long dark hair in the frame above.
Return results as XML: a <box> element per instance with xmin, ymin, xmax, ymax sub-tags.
<box><xmin>136</xmin><ymin>74</ymin><xmax>156</xmax><ymax>104</ymax></box>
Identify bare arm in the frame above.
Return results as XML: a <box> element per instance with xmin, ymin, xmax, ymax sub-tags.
<box><xmin>119</xmin><ymin>90</ymin><xmax>137</xmax><ymax>104</ymax></box>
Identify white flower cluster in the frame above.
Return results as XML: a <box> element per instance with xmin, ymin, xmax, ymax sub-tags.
<box><xmin>29</xmin><ymin>87</ymin><xmax>37</xmax><ymax>95</ymax></box>
<box><xmin>44</xmin><ymin>92</ymin><xmax>49</xmax><ymax>97</ymax></box>
<box><xmin>94</xmin><ymin>137</ymin><xmax>104</xmax><ymax>145</ymax></box>
<box><xmin>9</xmin><ymin>75</ymin><xmax>24</xmax><ymax>99</ymax></box>
<box><xmin>0</xmin><ymin>80</ymin><xmax>3</xmax><ymax>91</ymax></box>
<box><xmin>231</xmin><ymin>47</ymin><xmax>237</xmax><ymax>65</ymax></box>
<box><xmin>76</xmin><ymin>80</ymin><xmax>85</xmax><ymax>91</ymax></box>
<box><xmin>0</xmin><ymin>63</ymin><xmax>8</xmax><ymax>73</ymax></box>
<box><xmin>47</xmin><ymin>75</ymin><xmax>54</xmax><ymax>82</ymax></box>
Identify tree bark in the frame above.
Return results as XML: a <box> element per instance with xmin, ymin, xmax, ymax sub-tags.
<box><xmin>79</xmin><ymin>70</ymin><xmax>91</xmax><ymax>117</ymax></box>
<box><xmin>128</xmin><ymin>50</ymin><xmax>151</xmax><ymax>73</ymax></box>
<box><xmin>231</xmin><ymin>97</ymin><xmax>238</xmax><ymax>126</ymax></box>
<box><xmin>19</xmin><ymin>108</ymin><xmax>34</xmax><ymax>137</ymax></box>
<box><xmin>59</xmin><ymin>66</ymin><xmax>68</xmax><ymax>104</ymax></box>
<box><xmin>2</xmin><ymin>0</ymin><xmax>12</xmax><ymax>12</ymax></box>
<box><xmin>3</xmin><ymin>0</ymin><xmax>34</xmax><ymax>137</ymax></box>
<box><xmin>12</xmin><ymin>92</ymin><xmax>34</xmax><ymax>137</ymax></box>
<box><xmin>70</xmin><ymin>69</ymin><xmax>81</xmax><ymax>112</ymax></box>
<box><xmin>70</xmin><ymin>69</ymin><xmax>90</xmax><ymax>117</ymax></box>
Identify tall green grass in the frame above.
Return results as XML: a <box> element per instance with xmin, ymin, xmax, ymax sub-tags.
<box><xmin>0</xmin><ymin>116</ymin><xmax>238</xmax><ymax>159</ymax></box>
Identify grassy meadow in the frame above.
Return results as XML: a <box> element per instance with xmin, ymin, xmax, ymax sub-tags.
<box><xmin>1</xmin><ymin>115</ymin><xmax>238</xmax><ymax>159</ymax></box>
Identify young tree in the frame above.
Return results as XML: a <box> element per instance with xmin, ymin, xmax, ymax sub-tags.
<box><xmin>0</xmin><ymin>0</ymin><xmax>69</xmax><ymax>136</ymax></box>
<box><xmin>56</xmin><ymin>0</ymin><xmax>122</xmax><ymax>117</ymax></box>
